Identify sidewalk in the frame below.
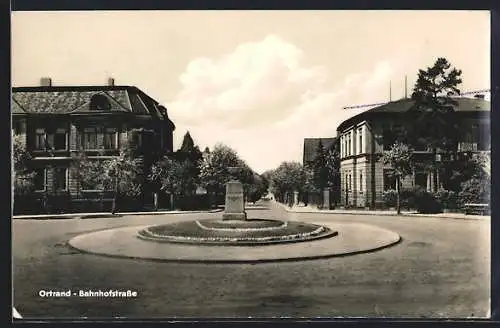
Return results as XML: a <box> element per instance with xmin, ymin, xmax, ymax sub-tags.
<box><xmin>12</xmin><ymin>209</ymin><xmax>223</xmax><ymax>220</ymax></box>
<box><xmin>277</xmin><ymin>203</ymin><xmax>489</xmax><ymax>221</ymax></box>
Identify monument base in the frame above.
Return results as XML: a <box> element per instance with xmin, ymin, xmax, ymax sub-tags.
<box><xmin>222</xmin><ymin>212</ymin><xmax>247</xmax><ymax>221</ymax></box>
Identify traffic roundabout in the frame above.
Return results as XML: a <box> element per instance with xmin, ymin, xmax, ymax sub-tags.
<box><xmin>68</xmin><ymin>218</ymin><xmax>401</xmax><ymax>263</ymax></box>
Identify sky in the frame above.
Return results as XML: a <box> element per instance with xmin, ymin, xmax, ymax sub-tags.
<box><xmin>11</xmin><ymin>10</ymin><xmax>490</xmax><ymax>174</ymax></box>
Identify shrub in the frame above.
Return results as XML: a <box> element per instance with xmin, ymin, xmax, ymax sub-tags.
<box><xmin>413</xmin><ymin>188</ymin><xmax>442</xmax><ymax>214</ymax></box>
<box><xmin>176</xmin><ymin>194</ymin><xmax>211</xmax><ymax>210</ymax></box>
<box><xmin>458</xmin><ymin>178</ymin><xmax>490</xmax><ymax>207</ymax></box>
<box><xmin>434</xmin><ymin>189</ymin><xmax>459</xmax><ymax>210</ymax></box>
<box><xmin>382</xmin><ymin>189</ymin><xmax>398</xmax><ymax>208</ymax></box>
<box><xmin>400</xmin><ymin>188</ymin><xmax>417</xmax><ymax>209</ymax></box>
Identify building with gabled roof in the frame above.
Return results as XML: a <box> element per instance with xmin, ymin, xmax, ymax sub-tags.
<box><xmin>12</xmin><ymin>78</ymin><xmax>176</xmax><ymax>213</ymax></box>
<box><xmin>302</xmin><ymin>137</ymin><xmax>338</xmax><ymax>166</ymax></box>
<box><xmin>336</xmin><ymin>95</ymin><xmax>490</xmax><ymax>209</ymax></box>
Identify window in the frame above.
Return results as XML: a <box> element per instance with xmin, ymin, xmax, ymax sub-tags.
<box><xmin>343</xmin><ymin>135</ymin><xmax>347</xmax><ymax>158</ymax></box>
<box><xmin>359</xmin><ymin>171</ymin><xmax>363</xmax><ymax>192</ymax></box>
<box><xmin>340</xmin><ymin>136</ymin><xmax>343</xmax><ymax>158</ymax></box>
<box><xmin>54</xmin><ymin>167</ymin><xmax>67</xmax><ymax>191</ymax></box>
<box><xmin>383</xmin><ymin>169</ymin><xmax>396</xmax><ymax>191</ymax></box>
<box><xmin>348</xmin><ymin>174</ymin><xmax>352</xmax><ymax>191</ymax></box>
<box><xmin>34</xmin><ymin>168</ymin><xmax>46</xmax><ymax>191</ymax></box>
<box><xmin>347</xmin><ymin>134</ymin><xmax>351</xmax><ymax>156</ymax></box>
<box><xmin>53</xmin><ymin>128</ymin><xmax>67</xmax><ymax>150</ymax></box>
<box><xmin>358</xmin><ymin>127</ymin><xmax>363</xmax><ymax>154</ymax></box>
<box><xmin>90</xmin><ymin>94</ymin><xmax>112</xmax><ymax>110</ymax></box>
<box><xmin>83</xmin><ymin>127</ymin><xmax>98</xmax><ymax>149</ymax></box>
<box><xmin>104</xmin><ymin>128</ymin><xmax>117</xmax><ymax>149</ymax></box>
<box><xmin>35</xmin><ymin>129</ymin><xmax>46</xmax><ymax>150</ymax></box>
<box><xmin>12</xmin><ymin>121</ymin><xmax>21</xmax><ymax>135</ymax></box>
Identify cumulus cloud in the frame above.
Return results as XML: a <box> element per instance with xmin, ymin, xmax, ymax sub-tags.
<box><xmin>168</xmin><ymin>35</ymin><xmax>399</xmax><ymax>173</ymax></box>
<box><xmin>169</xmin><ymin>35</ymin><xmax>328</xmax><ymax>128</ymax></box>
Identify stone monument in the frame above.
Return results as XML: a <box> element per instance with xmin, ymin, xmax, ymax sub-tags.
<box><xmin>222</xmin><ymin>166</ymin><xmax>247</xmax><ymax>221</ymax></box>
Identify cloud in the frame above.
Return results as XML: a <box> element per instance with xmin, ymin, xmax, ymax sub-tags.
<box><xmin>168</xmin><ymin>35</ymin><xmax>400</xmax><ymax>173</ymax></box>
<box><xmin>169</xmin><ymin>34</ymin><xmax>328</xmax><ymax>128</ymax></box>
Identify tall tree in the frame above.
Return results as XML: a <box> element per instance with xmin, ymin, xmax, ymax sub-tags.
<box><xmin>179</xmin><ymin>131</ymin><xmax>195</xmax><ymax>152</ymax></box>
<box><xmin>312</xmin><ymin>140</ymin><xmax>328</xmax><ymax>191</ymax></box>
<box><xmin>382</xmin><ymin>142</ymin><xmax>413</xmax><ymax>214</ymax></box>
<box><xmin>408</xmin><ymin>57</ymin><xmax>463</xmax><ymax>191</ymax></box>
<box><xmin>175</xmin><ymin>131</ymin><xmax>203</xmax><ymax>194</ymax></box>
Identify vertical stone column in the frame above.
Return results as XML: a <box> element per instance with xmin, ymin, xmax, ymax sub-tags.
<box><xmin>293</xmin><ymin>191</ymin><xmax>299</xmax><ymax>206</ymax></box>
<box><xmin>222</xmin><ymin>167</ymin><xmax>247</xmax><ymax>221</ymax></box>
<box><xmin>222</xmin><ymin>181</ymin><xmax>247</xmax><ymax>220</ymax></box>
<box><xmin>323</xmin><ymin>188</ymin><xmax>330</xmax><ymax>210</ymax></box>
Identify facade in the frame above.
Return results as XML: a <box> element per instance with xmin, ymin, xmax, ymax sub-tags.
<box><xmin>336</xmin><ymin>96</ymin><xmax>490</xmax><ymax>209</ymax></box>
<box><xmin>12</xmin><ymin>78</ymin><xmax>175</xmax><ymax>212</ymax></box>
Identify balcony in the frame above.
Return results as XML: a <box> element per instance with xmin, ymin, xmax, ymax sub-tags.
<box><xmin>457</xmin><ymin>142</ymin><xmax>478</xmax><ymax>152</ymax></box>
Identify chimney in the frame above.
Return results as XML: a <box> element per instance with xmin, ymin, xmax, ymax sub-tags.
<box><xmin>474</xmin><ymin>94</ymin><xmax>485</xmax><ymax>100</ymax></box>
<box><xmin>108</xmin><ymin>78</ymin><xmax>115</xmax><ymax>86</ymax></box>
<box><xmin>40</xmin><ymin>77</ymin><xmax>52</xmax><ymax>87</ymax></box>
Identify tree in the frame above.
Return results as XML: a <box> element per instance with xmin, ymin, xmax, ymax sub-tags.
<box><xmin>440</xmin><ymin>152</ymin><xmax>489</xmax><ymax>193</ymax></box>
<box><xmin>72</xmin><ymin>148</ymin><xmax>141</xmax><ymax>214</ymax></box>
<box><xmin>248</xmin><ymin>173</ymin><xmax>266</xmax><ymax>204</ymax></box>
<box><xmin>13</xmin><ymin>135</ymin><xmax>36</xmax><ymax>196</ymax></box>
<box><xmin>149</xmin><ymin>156</ymin><xmax>197</xmax><ymax>210</ymax></box>
<box><xmin>174</xmin><ymin>131</ymin><xmax>203</xmax><ymax>195</ymax></box>
<box><xmin>302</xmin><ymin>165</ymin><xmax>317</xmax><ymax>206</ymax></box>
<box><xmin>269</xmin><ymin>161</ymin><xmax>305</xmax><ymax>205</ymax></box>
<box><xmin>71</xmin><ymin>151</ymin><xmax>109</xmax><ymax>211</ymax></box>
<box><xmin>199</xmin><ymin>143</ymin><xmax>241</xmax><ymax>199</ymax></box>
<box><xmin>325</xmin><ymin>147</ymin><xmax>341</xmax><ymax>205</ymax></box>
<box><xmin>408</xmin><ymin>57</ymin><xmax>463</xmax><ymax>192</ymax></box>
<box><xmin>312</xmin><ymin>140</ymin><xmax>329</xmax><ymax>191</ymax></box>
<box><xmin>382</xmin><ymin>142</ymin><xmax>413</xmax><ymax>214</ymax></box>
<box><xmin>304</xmin><ymin>141</ymin><xmax>340</xmax><ymax>207</ymax></box>
<box><xmin>104</xmin><ymin>150</ymin><xmax>142</xmax><ymax>214</ymax></box>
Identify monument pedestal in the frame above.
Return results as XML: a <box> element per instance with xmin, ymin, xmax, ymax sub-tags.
<box><xmin>222</xmin><ymin>180</ymin><xmax>247</xmax><ymax>221</ymax></box>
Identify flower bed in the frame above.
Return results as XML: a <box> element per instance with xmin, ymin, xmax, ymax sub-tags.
<box><xmin>137</xmin><ymin>219</ymin><xmax>337</xmax><ymax>246</ymax></box>
<box><xmin>196</xmin><ymin>219</ymin><xmax>286</xmax><ymax>231</ymax></box>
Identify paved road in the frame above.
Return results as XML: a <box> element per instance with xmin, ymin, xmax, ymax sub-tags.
<box><xmin>12</xmin><ymin>201</ymin><xmax>490</xmax><ymax>319</ymax></box>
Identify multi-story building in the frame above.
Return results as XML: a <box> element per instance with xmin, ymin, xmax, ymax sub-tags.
<box><xmin>336</xmin><ymin>95</ymin><xmax>490</xmax><ymax>208</ymax></box>
<box><xmin>12</xmin><ymin>78</ymin><xmax>176</xmax><ymax>212</ymax></box>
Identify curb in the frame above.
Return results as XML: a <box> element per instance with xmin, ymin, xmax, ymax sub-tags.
<box><xmin>275</xmin><ymin>202</ymin><xmax>488</xmax><ymax>221</ymax></box>
<box><xmin>12</xmin><ymin>209</ymin><xmax>223</xmax><ymax>220</ymax></box>
<box><xmin>67</xmin><ymin>225</ymin><xmax>402</xmax><ymax>264</ymax></box>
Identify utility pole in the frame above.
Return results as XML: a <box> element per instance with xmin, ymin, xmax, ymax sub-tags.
<box><xmin>389</xmin><ymin>81</ymin><xmax>392</xmax><ymax>102</ymax></box>
<box><xmin>404</xmin><ymin>75</ymin><xmax>408</xmax><ymax>99</ymax></box>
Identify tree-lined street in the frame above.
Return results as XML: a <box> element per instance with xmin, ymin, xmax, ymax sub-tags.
<box><xmin>12</xmin><ymin>201</ymin><xmax>489</xmax><ymax>318</ymax></box>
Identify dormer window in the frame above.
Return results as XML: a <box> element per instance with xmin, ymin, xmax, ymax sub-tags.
<box><xmin>90</xmin><ymin>94</ymin><xmax>111</xmax><ymax>111</ymax></box>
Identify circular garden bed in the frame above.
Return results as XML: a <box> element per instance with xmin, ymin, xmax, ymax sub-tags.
<box><xmin>137</xmin><ymin>219</ymin><xmax>337</xmax><ymax>246</ymax></box>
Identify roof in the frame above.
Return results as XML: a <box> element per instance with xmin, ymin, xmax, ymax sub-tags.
<box><xmin>337</xmin><ymin>97</ymin><xmax>490</xmax><ymax>132</ymax></box>
<box><xmin>303</xmin><ymin>137</ymin><xmax>338</xmax><ymax>164</ymax></box>
<box><xmin>11</xmin><ymin>85</ymin><xmax>175</xmax><ymax>128</ymax></box>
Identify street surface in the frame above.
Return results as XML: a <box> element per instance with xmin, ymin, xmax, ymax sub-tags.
<box><xmin>12</xmin><ymin>201</ymin><xmax>490</xmax><ymax>318</ymax></box>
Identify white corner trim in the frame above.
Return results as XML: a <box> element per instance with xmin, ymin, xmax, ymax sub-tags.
<box><xmin>13</xmin><ymin>307</ymin><xmax>22</xmax><ymax>319</ymax></box>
